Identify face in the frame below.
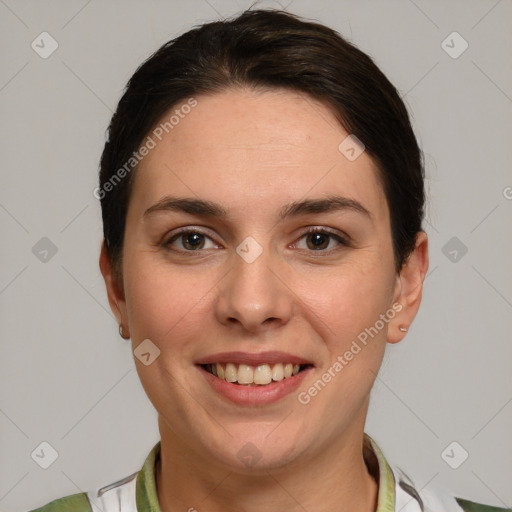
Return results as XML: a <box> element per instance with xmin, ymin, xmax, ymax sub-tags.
<box><xmin>101</xmin><ymin>87</ymin><xmax>427</xmax><ymax>472</ymax></box>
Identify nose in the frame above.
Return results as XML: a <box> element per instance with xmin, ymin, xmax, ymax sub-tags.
<box><xmin>214</xmin><ymin>247</ymin><xmax>293</xmax><ymax>333</ymax></box>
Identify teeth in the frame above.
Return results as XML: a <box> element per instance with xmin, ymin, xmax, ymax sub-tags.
<box><xmin>254</xmin><ymin>364</ymin><xmax>272</xmax><ymax>385</ymax></box>
<box><xmin>225</xmin><ymin>363</ymin><xmax>237</xmax><ymax>382</ymax></box>
<box><xmin>272</xmin><ymin>363</ymin><xmax>284</xmax><ymax>381</ymax></box>
<box><xmin>215</xmin><ymin>363</ymin><xmax>224</xmax><ymax>380</ymax></box>
<box><xmin>237</xmin><ymin>364</ymin><xmax>254</xmax><ymax>384</ymax></box>
<box><xmin>205</xmin><ymin>362</ymin><xmax>307</xmax><ymax>385</ymax></box>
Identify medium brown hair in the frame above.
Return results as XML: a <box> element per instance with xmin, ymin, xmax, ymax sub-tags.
<box><xmin>99</xmin><ymin>9</ymin><xmax>424</xmax><ymax>281</ymax></box>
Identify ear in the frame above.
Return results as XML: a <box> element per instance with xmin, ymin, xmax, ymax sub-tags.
<box><xmin>387</xmin><ymin>231</ymin><xmax>429</xmax><ymax>344</ymax></box>
<box><xmin>99</xmin><ymin>241</ymin><xmax>129</xmax><ymax>337</ymax></box>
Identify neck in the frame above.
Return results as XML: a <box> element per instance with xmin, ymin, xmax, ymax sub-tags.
<box><xmin>155</xmin><ymin>420</ymin><xmax>379</xmax><ymax>512</ymax></box>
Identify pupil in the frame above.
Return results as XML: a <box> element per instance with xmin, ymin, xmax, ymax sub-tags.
<box><xmin>184</xmin><ymin>233</ymin><xmax>203</xmax><ymax>249</ymax></box>
<box><xmin>308</xmin><ymin>233</ymin><xmax>328</xmax><ymax>250</ymax></box>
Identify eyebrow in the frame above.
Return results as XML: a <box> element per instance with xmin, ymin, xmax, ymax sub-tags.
<box><xmin>143</xmin><ymin>195</ymin><xmax>372</xmax><ymax>220</ymax></box>
<box><xmin>279</xmin><ymin>196</ymin><xmax>371</xmax><ymax>220</ymax></box>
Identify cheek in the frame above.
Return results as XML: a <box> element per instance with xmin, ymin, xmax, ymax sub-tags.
<box><xmin>124</xmin><ymin>256</ymin><xmax>215</xmax><ymax>345</ymax></box>
<box><xmin>291</xmin><ymin>267</ymin><xmax>391</xmax><ymax>432</ymax></box>
<box><xmin>295</xmin><ymin>257</ymin><xmax>395</xmax><ymax>346</ymax></box>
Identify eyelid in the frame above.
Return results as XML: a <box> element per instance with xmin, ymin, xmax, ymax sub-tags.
<box><xmin>294</xmin><ymin>226</ymin><xmax>351</xmax><ymax>246</ymax></box>
<box><xmin>162</xmin><ymin>225</ymin><xmax>351</xmax><ymax>253</ymax></box>
<box><xmin>163</xmin><ymin>227</ymin><xmax>221</xmax><ymax>251</ymax></box>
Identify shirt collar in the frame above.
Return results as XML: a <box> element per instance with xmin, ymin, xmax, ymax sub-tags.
<box><xmin>364</xmin><ymin>433</ymin><xmax>397</xmax><ymax>512</ymax></box>
<box><xmin>136</xmin><ymin>440</ymin><xmax>161</xmax><ymax>512</ymax></box>
<box><xmin>136</xmin><ymin>433</ymin><xmax>396</xmax><ymax>512</ymax></box>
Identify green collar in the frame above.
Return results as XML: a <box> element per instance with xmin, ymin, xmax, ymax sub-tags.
<box><xmin>136</xmin><ymin>440</ymin><xmax>161</xmax><ymax>511</ymax></box>
<box><xmin>136</xmin><ymin>433</ymin><xmax>396</xmax><ymax>512</ymax></box>
<box><xmin>364</xmin><ymin>433</ymin><xmax>396</xmax><ymax>512</ymax></box>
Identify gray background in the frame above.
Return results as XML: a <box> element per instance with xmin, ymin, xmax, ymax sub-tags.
<box><xmin>1</xmin><ymin>1</ymin><xmax>511</xmax><ymax>511</ymax></box>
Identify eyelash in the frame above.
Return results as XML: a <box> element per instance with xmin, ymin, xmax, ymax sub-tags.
<box><xmin>162</xmin><ymin>227</ymin><xmax>350</xmax><ymax>254</ymax></box>
<box><xmin>296</xmin><ymin>227</ymin><xmax>350</xmax><ymax>252</ymax></box>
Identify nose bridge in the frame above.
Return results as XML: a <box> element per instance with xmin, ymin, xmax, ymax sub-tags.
<box><xmin>215</xmin><ymin>243</ymin><xmax>293</xmax><ymax>331</ymax></box>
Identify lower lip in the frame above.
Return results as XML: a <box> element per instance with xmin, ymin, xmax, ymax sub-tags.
<box><xmin>198</xmin><ymin>365</ymin><xmax>313</xmax><ymax>405</ymax></box>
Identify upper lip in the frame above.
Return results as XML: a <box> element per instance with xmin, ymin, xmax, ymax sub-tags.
<box><xmin>196</xmin><ymin>351</ymin><xmax>314</xmax><ymax>366</ymax></box>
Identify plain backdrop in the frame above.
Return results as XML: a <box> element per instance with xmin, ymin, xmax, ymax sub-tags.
<box><xmin>0</xmin><ymin>1</ymin><xmax>511</xmax><ymax>511</ymax></box>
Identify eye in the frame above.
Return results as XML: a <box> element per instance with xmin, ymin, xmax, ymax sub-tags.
<box><xmin>164</xmin><ymin>230</ymin><xmax>218</xmax><ymax>251</ymax></box>
<box><xmin>294</xmin><ymin>228</ymin><xmax>348</xmax><ymax>252</ymax></box>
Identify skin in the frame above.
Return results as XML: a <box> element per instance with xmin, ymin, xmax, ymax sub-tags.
<box><xmin>100</xmin><ymin>87</ymin><xmax>428</xmax><ymax>512</ymax></box>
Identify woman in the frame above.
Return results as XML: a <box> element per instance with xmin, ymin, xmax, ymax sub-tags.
<box><xmin>29</xmin><ymin>9</ymin><xmax>509</xmax><ymax>512</ymax></box>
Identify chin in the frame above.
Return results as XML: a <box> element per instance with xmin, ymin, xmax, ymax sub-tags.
<box><xmin>201</xmin><ymin>425</ymin><xmax>307</xmax><ymax>473</ymax></box>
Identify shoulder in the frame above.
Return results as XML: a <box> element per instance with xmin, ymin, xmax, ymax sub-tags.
<box><xmin>27</xmin><ymin>471</ymin><xmax>139</xmax><ymax>512</ymax></box>
<box><xmin>394</xmin><ymin>466</ymin><xmax>511</xmax><ymax>512</ymax></box>
<box><xmin>26</xmin><ymin>441</ymin><xmax>160</xmax><ymax>512</ymax></box>
<box><xmin>421</xmin><ymin>488</ymin><xmax>511</xmax><ymax>512</ymax></box>
<box><xmin>455</xmin><ymin>497</ymin><xmax>512</xmax><ymax>512</ymax></box>
<box><xmin>27</xmin><ymin>492</ymin><xmax>92</xmax><ymax>512</ymax></box>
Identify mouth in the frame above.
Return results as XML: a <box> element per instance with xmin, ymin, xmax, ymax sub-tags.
<box><xmin>200</xmin><ymin>362</ymin><xmax>314</xmax><ymax>386</ymax></box>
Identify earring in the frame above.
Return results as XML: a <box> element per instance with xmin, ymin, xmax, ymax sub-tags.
<box><xmin>119</xmin><ymin>324</ymin><xmax>130</xmax><ymax>339</ymax></box>
<box><xmin>399</xmin><ymin>326</ymin><xmax>408</xmax><ymax>332</ymax></box>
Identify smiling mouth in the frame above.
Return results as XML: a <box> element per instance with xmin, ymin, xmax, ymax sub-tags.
<box><xmin>201</xmin><ymin>362</ymin><xmax>312</xmax><ymax>386</ymax></box>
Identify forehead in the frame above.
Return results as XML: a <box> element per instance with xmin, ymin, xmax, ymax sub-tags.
<box><xmin>131</xmin><ymin>87</ymin><xmax>388</xmax><ymax>220</ymax></box>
